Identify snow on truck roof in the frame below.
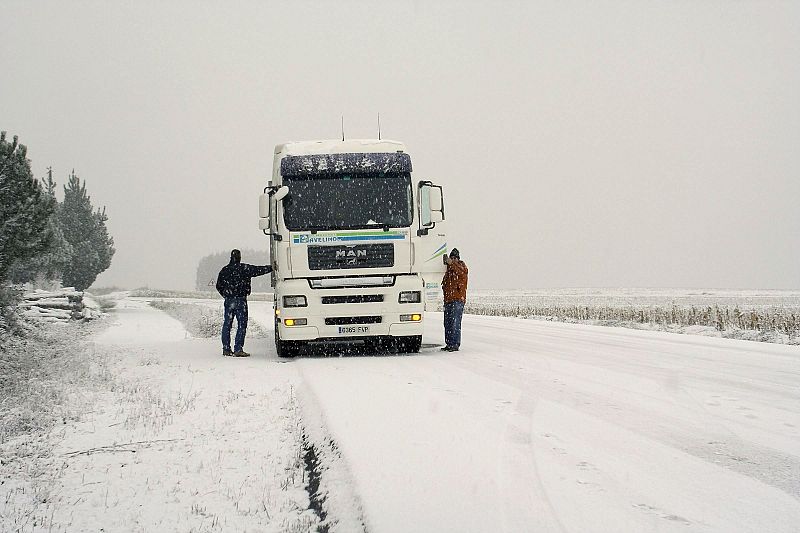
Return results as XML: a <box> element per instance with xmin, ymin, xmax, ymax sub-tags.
<box><xmin>274</xmin><ymin>139</ymin><xmax>407</xmax><ymax>156</ymax></box>
<box><xmin>280</xmin><ymin>150</ymin><xmax>412</xmax><ymax>176</ymax></box>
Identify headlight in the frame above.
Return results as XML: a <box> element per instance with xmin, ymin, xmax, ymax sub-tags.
<box><xmin>283</xmin><ymin>295</ymin><xmax>307</xmax><ymax>307</ymax></box>
<box><xmin>284</xmin><ymin>318</ymin><xmax>308</xmax><ymax>326</ymax></box>
<box><xmin>398</xmin><ymin>291</ymin><xmax>421</xmax><ymax>303</ymax></box>
<box><xmin>400</xmin><ymin>314</ymin><xmax>422</xmax><ymax>322</ymax></box>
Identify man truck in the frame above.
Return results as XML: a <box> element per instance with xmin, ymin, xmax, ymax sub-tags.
<box><xmin>258</xmin><ymin>139</ymin><xmax>447</xmax><ymax>357</ymax></box>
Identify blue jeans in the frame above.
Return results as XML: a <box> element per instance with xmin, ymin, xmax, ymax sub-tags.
<box><xmin>443</xmin><ymin>300</ymin><xmax>465</xmax><ymax>349</ymax></box>
<box><xmin>222</xmin><ymin>297</ymin><xmax>248</xmax><ymax>352</ymax></box>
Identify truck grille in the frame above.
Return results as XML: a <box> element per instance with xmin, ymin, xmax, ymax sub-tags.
<box><xmin>321</xmin><ymin>295</ymin><xmax>384</xmax><ymax>304</ymax></box>
<box><xmin>308</xmin><ymin>244</ymin><xmax>394</xmax><ymax>270</ymax></box>
<box><xmin>325</xmin><ymin>316</ymin><xmax>382</xmax><ymax>325</ymax></box>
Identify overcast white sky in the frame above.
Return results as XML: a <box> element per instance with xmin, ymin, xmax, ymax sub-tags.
<box><xmin>2</xmin><ymin>1</ymin><xmax>798</xmax><ymax>290</ymax></box>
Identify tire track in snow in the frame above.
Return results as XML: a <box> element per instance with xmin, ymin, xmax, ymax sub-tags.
<box><xmin>293</xmin><ymin>367</ymin><xmax>369</xmax><ymax>533</ymax></box>
<box><xmin>496</xmin><ymin>393</ymin><xmax>568</xmax><ymax>532</ymax></box>
<box><xmin>453</xmin><ymin>320</ymin><xmax>800</xmax><ymax>498</ymax></box>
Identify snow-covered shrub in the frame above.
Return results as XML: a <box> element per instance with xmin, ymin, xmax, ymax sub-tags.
<box><xmin>87</xmin><ymin>285</ymin><xmax>124</xmax><ymax>295</ymax></box>
<box><xmin>149</xmin><ymin>300</ymin><xmax>268</xmax><ymax>338</ymax></box>
<box><xmin>0</xmin><ymin>285</ymin><xmax>24</xmax><ymax>336</ymax></box>
<box><xmin>132</xmin><ymin>287</ymin><xmax>221</xmax><ymax>299</ymax></box>
<box><xmin>93</xmin><ymin>294</ymin><xmax>118</xmax><ymax>312</ymax></box>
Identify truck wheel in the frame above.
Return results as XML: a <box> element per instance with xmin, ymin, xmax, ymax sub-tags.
<box><xmin>276</xmin><ymin>338</ymin><xmax>296</xmax><ymax>358</ymax></box>
<box><xmin>398</xmin><ymin>335</ymin><xmax>422</xmax><ymax>354</ymax></box>
<box><xmin>275</xmin><ymin>321</ymin><xmax>297</xmax><ymax>358</ymax></box>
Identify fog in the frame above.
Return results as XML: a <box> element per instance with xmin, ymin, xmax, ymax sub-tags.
<box><xmin>2</xmin><ymin>1</ymin><xmax>798</xmax><ymax>290</ymax></box>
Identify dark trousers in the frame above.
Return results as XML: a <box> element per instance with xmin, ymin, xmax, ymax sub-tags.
<box><xmin>443</xmin><ymin>300</ymin><xmax>465</xmax><ymax>348</ymax></box>
<box><xmin>222</xmin><ymin>297</ymin><xmax>248</xmax><ymax>352</ymax></box>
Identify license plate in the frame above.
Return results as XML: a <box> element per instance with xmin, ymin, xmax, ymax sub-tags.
<box><xmin>338</xmin><ymin>325</ymin><xmax>370</xmax><ymax>335</ymax></box>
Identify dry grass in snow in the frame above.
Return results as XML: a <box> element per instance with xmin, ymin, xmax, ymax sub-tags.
<box><xmin>1</xmin><ymin>320</ymin><xmax>113</xmax><ymax>532</ymax></box>
<box><xmin>0</xmin><ymin>321</ymin><xmax>111</xmax><ymax>447</ymax></box>
<box><xmin>1</xmin><ymin>309</ymin><xmax>317</xmax><ymax>532</ymax></box>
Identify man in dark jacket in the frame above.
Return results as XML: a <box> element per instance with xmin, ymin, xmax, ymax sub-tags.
<box><xmin>441</xmin><ymin>248</ymin><xmax>468</xmax><ymax>352</ymax></box>
<box><xmin>216</xmin><ymin>249</ymin><xmax>272</xmax><ymax>357</ymax></box>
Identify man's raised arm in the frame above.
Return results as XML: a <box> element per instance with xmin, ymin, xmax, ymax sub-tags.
<box><xmin>245</xmin><ymin>264</ymin><xmax>272</xmax><ymax>277</ymax></box>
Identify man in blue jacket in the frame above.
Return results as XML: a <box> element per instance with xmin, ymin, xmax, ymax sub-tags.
<box><xmin>216</xmin><ymin>249</ymin><xmax>272</xmax><ymax>357</ymax></box>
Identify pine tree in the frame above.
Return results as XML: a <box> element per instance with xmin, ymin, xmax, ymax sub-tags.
<box><xmin>58</xmin><ymin>171</ymin><xmax>115</xmax><ymax>290</ymax></box>
<box><xmin>8</xmin><ymin>168</ymin><xmax>74</xmax><ymax>285</ymax></box>
<box><xmin>0</xmin><ymin>131</ymin><xmax>55</xmax><ymax>284</ymax></box>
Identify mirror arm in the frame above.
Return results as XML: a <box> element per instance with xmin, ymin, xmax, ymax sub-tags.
<box><xmin>263</xmin><ymin>229</ymin><xmax>283</xmax><ymax>241</ymax></box>
<box><xmin>431</xmin><ymin>184</ymin><xmax>444</xmax><ymax>218</ymax></box>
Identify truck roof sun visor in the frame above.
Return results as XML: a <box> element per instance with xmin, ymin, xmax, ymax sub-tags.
<box><xmin>281</xmin><ymin>152</ymin><xmax>412</xmax><ymax>177</ymax></box>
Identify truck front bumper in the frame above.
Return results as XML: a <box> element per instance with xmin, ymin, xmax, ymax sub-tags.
<box><xmin>276</xmin><ymin>276</ymin><xmax>425</xmax><ymax>342</ymax></box>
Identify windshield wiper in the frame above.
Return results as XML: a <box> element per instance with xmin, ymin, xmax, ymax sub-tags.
<box><xmin>306</xmin><ymin>225</ymin><xmax>339</xmax><ymax>233</ymax></box>
<box><xmin>364</xmin><ymin>223</ymin><xmax>392</xmax><ymax>232</ymax></box>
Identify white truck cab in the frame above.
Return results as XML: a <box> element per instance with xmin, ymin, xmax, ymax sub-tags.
<box><xmin>258</xmin><ymin>139</ymin><xmax>447</xmax><ymax>356</ymax></box>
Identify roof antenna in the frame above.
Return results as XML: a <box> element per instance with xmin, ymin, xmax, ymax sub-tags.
<box><xmin>377</xmin><ymin>112</ymin><xmax>381</xmax><ymax>140</ymax></box>
<box><xmin>341</xmin><ymin>115</ymin><xmax>345</xmax><ymax>141</ymax></box>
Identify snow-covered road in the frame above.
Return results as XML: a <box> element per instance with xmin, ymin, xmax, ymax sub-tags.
<box><xmin>267</xmin><ymin>311</ymin><xmax>800</xmax><ymax>533</ymax></box>
<box><xmin>43</xmin><ymin>296</ymin><xmax>800</xmax><ymax>532</ymax></box>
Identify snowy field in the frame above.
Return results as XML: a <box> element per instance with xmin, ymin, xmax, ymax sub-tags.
<box><xmin>471</xmin><ymin>287</ymin><xmax>800</xmax><ymax>309</ymax></box>
<box><xmin>465</xmin><ymin>288</ymin><xmax>800</xmax><ymax>344</ymax></box>
<box><xmin>2</xmin><ymin>292</ymin><xmax>799</xmax><ymax>532</ymax></box>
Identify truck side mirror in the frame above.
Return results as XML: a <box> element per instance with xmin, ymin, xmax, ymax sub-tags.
<box><xmin>418</xmin><ymin>180</ymin><xmax>445</xmax><ymax>235</ymax></box>
<box><xmin>259</xmin><ymin>194</ymin><xmax>269</xmax><ymax>218</ymax></box>
<box><xmin>259</xmin><ymin>185</ymin><xmax>289</xmax><ymax>241</ymax></box>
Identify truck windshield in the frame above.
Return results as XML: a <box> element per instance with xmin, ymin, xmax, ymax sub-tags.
<box><xmin>282</xmin><ymin>173</ymin><xmax>413</xmax><ymax>231</ymax></box>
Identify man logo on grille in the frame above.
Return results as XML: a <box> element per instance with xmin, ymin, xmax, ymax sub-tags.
<box><xmin>336</xmin><ymin>249</ymin><xmax>367</xmax><ymax>260</ymax></box>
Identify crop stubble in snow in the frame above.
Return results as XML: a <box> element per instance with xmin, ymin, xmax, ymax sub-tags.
<box><xmin>463</xmin><ymin>288</ymin><xmax>800</xmax><ymax>344</ymax></box>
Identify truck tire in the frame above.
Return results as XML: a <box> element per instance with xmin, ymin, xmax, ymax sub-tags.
<box><xmin>276</xmin><ymin>338</ymin><xmax>297</xmax><ymax>358</ymax></box>
<box><xmin>275</xmin><ymin>337</ymin><xmax>288</xmax><ymax>358</ymax></box>
<box><xmin>398</xmin><ymin>335</ymin><xmax>422</xmax><ymax>354</ymax></box>
<box><xmin>275</xmin><ymin>321</ymin><xmax>298</xmax><ymax>358</ymax></box>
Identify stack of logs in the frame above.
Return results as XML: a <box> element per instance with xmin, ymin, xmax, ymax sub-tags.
<box><xmin>20</xmin><ymin>288</ymin><xmax>102</xmax><ymax>322</ymax></box>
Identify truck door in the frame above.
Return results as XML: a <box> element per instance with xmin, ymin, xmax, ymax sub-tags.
<box><xmin>414</xmin><ymin>181</ymin><xmax>448</xmax><ymax>311</ymax></box>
